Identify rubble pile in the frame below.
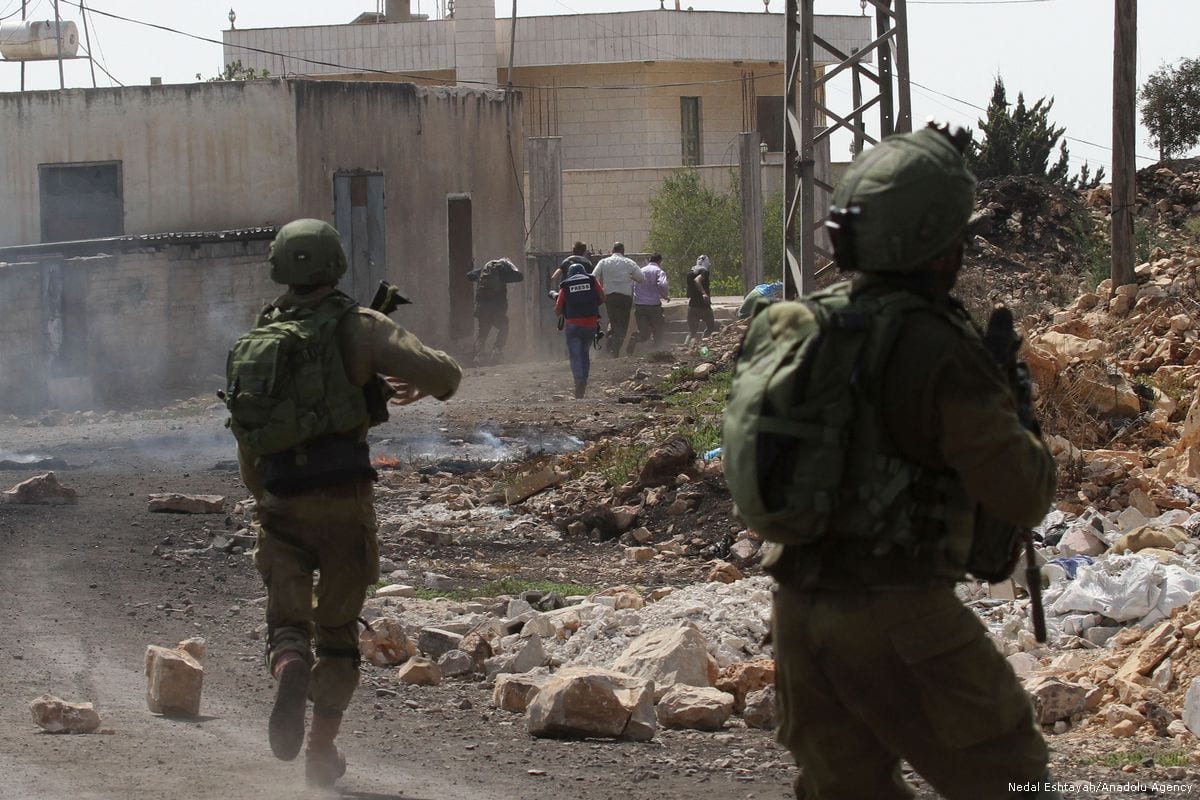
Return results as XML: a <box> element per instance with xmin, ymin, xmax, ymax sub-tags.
<box><xmin>353</xmin><ymin>578</ymin><xmax>776</xmax><ymax>737</ymax></box>
<box><xmin>1024</xmin><ymin>244</ymin><xmax>1200</xmax><ymax>507</ymax></box>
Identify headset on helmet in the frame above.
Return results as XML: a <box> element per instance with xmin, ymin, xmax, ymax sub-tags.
<box><xmin>827</xmin><ymin>121</ymin><xmax>976</xmax><ymax>274</ymax></box>
<box><xmin>268</xmin><ymin>219</ymin><xmax>349</xmax><ymax>286</ymax></box>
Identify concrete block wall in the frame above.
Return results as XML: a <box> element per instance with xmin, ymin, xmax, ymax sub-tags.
<box><xmin>164</xmin><ymin>241</ymin><xmax>278</xmax><ymax>390</ymax></box>
<box><xmin>517</xmin><ymin>62</ymin><xmax>786</xmax><ymax>171</ymax></box>
<box><xmin>560</xmin><ymin>162</ymin><xmax>783</xmax><ymax>255</ymax></box>
<box><xmin>225</xmin><ymin>20</ymin><xmax>455</xmax><ymax>76</ymax></box>
<box><xmin>0</xmin><ymin>240</ymin><xmax>276</xmax><ymax>412</ymax></box>
<box><xmin>0</xmin><ymin>263</ymin><xmax>49</xmax><ymax>412</ymax></box>
<box><xmin>453</xmin><ymin>0</ymin><xmax>497</xmax><ymax>88</ymax></box>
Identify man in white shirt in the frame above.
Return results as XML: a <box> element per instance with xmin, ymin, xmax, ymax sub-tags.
<box><xmin>592</xmin><ymin>242</ymin><xmax>645</xmax><ymax>357</ymax></box>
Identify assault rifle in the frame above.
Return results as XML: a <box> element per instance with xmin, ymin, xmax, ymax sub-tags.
<box><xmin>981</xmin><ymin>305</ymin><xmax>1047</xmax><ymax>643</ymax></box>
<box><xmin>364</xmin><ymin>281</ymin><xmax>413</xmax><ymax>423</ymax></box>
<box><xmin>370</xmin><ymin>281</ymin><xmax>413</xmax><ymax>316</ymax></box>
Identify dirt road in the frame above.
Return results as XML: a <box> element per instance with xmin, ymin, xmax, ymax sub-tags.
<box><xmin>2</xmin><ymin>354</ymin><xmax>1195</xmax><ymax>800</ymax></box>
<box><xmin>0</xmin><ymin>358</ymin><xmax>801</xmax><ymax>800</ymax></box>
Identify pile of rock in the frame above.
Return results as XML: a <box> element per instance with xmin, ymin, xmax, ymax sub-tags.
<box><xmin>360</xmin><ymin>578</ymin><xmax>778</xmax><ymax>739</ymax></box>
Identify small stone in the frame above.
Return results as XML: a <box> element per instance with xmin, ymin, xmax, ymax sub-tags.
<box><xmin>375</xmin><ymin>584</ymin><xmax>417</xmax><ymax>598</ymax></box>
<box><xmin>4</xmin><ymin>473</ymin><xmax>78</xmax><ymax>505</ymax></box>
<box><xmin>29</xmin><ymin>695</ymin><xmax>101</xmax><ymax>734</ymax></box>
<box><xmin>707</xmin><ymin>560</ymin><xmax>743</xmax><ymax>583</ymax></box>
<box><xmin>625</xmin><ymin>546</ymin><xmax>655</xmax><ymax>563</ymax></box>
<box><xmin>145</xmin><ymin>645</ymin><xmax>204</xmax><ymax>717</ymax></box>
<box><xmin>742</xmin><ymin>685</ymin><xmax>776</xmax><ymax>730</ymax></box>
<box><xmin>146</xmin><ymin>493</ymin><xmax>225</xmax><ymax>514</ymax></box>
<box><xmin>1111</xmin><ymin>718</ymin><xmax>1141</xmax><ymax>737</ymax></box>
<box><xmin>396</xmin><ymin>656</ymin><xmax>442</xmax><ymax>686</ymax></box>
<box><xmin>438</xmin><ymin>649</ymin><xmax>476</xmax><ymax>677</ymax></box>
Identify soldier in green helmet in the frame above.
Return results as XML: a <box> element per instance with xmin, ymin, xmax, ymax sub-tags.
<box><xmin>723</xmin><ymin>125</ymin><xmax>1061</xmax><ymax>799</ymax></box>
<box><xmin>225</xmin><ymin>219</ymin><xmax>461</xmax><ymax>788</ymax></box>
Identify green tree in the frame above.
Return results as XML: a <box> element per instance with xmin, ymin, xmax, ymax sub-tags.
<box><xmin>646</xmin><ymin>169</ymin><xmax>742</xmax><ymax>294</ymax></box>
<box><xmin>1140</xmin><ymin>57</ymin><xmax>1200</xmax><ymax>161</ymax></box>
<box><xmin>968</xmin><ymin>77</ymin><xmax>1071</xmax><ymax>185</ymax></box>
<box><xmin>196</xmin><ymin>60</ymin><xmax>270</xmax><ymax>82</ymax></box>
<box><xmin>647</xmin><ymin>171</ymin><xmax>785</xmax><ymax>296</ymax></box>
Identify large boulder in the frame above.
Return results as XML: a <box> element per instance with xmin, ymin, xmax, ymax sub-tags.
<box><xmin>526</xmin><ymin>667</ymin><xmax>656</xmax><ymax>742</ymax></box>
<box><xmin>657</xmin><ymin>686</ymin><xmax>734</xmax><ymax>731</ymax></box>
<box><xmin>612</xmin><ymin>622</ymin><xmax>715</xmax><ymax>700</ymax></box>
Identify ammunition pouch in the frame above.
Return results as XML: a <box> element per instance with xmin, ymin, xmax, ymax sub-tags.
<box><xmin>259</xmin><ymin>435</ymin><xmax>376</xmax><ymax>497</ymax></box>
<box><xmin>965</xmin><ymin>507</ymin><xmax>1025</xmax><ymax>583</ymax></box>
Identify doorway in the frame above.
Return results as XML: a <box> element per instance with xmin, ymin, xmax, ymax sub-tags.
<box><xmin>333</xmin><ymin>171</ymin><xmax>386</xmax><ymax>305</ymax></box>
<box><xmin>447</xmin><ymin>195</ymin><xmax>474</xmax><ymax>343</ymax></box>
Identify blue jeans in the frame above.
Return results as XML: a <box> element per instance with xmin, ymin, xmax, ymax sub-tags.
<box><xmin>564</xmin><ymin>322</ymin><xmax>593</xmax><ymax>385</ymax></box>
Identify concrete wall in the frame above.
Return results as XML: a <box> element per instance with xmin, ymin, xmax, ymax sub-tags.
<box><xmin>560</xmin><ymin>164</ymin><xmax>783</xmax><ymax>256</ymax></box>
<box><xmin>290</xmin><ymin>81</ymin><xmax>527</xmax><ymax>350</ymax></box>
<box><xmin>0</xmin><ymin>82</ymin><xmax>300</xmax><ymax>248</ymax></box>
<box><xmin>0</xmin><ymin>238</ymin><xmax>276</xmax><ymax>412</ymax></box>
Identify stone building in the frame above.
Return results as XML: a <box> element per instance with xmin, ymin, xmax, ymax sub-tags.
<box><xmin>223</xmin><ymin>0</ymin><xmax>870</xmax><ymax>252</ymax></box>
<box><xmin>0</xmin><ymin>78</ymin><xmax>527</xmax><ymax>411</ymax></box>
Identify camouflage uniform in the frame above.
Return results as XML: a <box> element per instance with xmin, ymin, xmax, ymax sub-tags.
<box><xmin>751</xmin><ymin>128</ymin><xmax>1062</xmax><ymax>799</ymax></box>
<box><xmin>239</xmin><ymin>288</ymin><xmax>461</xmax><ymax>716</ymax></box>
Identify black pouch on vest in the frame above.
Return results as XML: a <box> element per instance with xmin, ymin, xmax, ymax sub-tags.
<box><xmin>260</xmin><ymin>436</ymin><xmax>377</xmax><ymax>496</ymax></box>
<box><xmin>965</xmin><ymin>507</ymin><xmax>1024</xmax><ymax>583</ymax></box>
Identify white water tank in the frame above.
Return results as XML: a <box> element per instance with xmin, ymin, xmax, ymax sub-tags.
<box><xmin>0</xmin><ymin>20</ymin><xmax>80</xmax><ymax>61</ymax></box>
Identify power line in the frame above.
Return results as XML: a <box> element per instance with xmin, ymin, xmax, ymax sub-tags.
<box><xmin>908</xmin><ymin>0</ymin><xmax>1059</xmax><ymax>4</ymax></box>
<box><xmin>78</xmin><ymin>2</ymin><xmax>780</xmax><ymax>93</ymax></box>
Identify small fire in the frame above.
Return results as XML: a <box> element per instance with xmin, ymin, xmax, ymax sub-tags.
<box><xmin>372</xmin><ymin>455</ymin><xmax>402</xmax><ymax>469</ymax></box>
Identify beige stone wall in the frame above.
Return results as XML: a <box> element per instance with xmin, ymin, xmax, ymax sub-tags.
<box><xmin>560</xmin><ymin>163</ymin><xmax>783</xmax><ymax>255</ymax></box>
<box><xmin>0</xmin><ymin>82</ymin><xmax>300</xmax><ymax>248</ymax></box>
<box><xmin>516</xmin><ymin>62</ymin><xmax>785</xmax><ymax>171</ymax></box>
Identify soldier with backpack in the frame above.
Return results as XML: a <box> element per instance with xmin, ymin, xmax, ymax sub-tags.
<box><xmin>224</xmin><ymin>219</ymin><xmax>461</xmax><ymax>788</ymax></box>
<box><xmin>723</xmin><ymin>125</ymin><xmax>1062</xmax><ymax>799</ymax></box>
<box><xmin>466</xmin><ymin>257</ymin><xmax>524</xmax><ymax>364</ymax></box>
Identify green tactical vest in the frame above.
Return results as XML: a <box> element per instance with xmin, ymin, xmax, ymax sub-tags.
<box><xmin>225</xmin><ymin>292</ymin><xmax>370</xmax><ymax>458</ymax></box>
<box><xmin>723</xmin><ymin>281</ymin><xmax>978</xmax><ymax>573</ymax></box>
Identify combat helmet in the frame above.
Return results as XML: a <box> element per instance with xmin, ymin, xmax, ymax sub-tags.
<box><xmin>827</xmin><ymin>122</ymin><xmax>976</xmax><ymax>273</ymax></box>
<box><xmin>268</xmin><ymin>219</ymin><xmax>348</xmax><ymax>286</ymax></box>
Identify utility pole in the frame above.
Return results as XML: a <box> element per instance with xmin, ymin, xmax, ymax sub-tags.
<box><xmin>54</xmin><ymin>0</ymin><xmax>65</xmax><ymax>89</ymax></box>
<box><xmin>784</xmin><ymin>0</ymin><xmax>911</xmax><ymax>297</ymax></box>
<box><xmin>1111</xmin><ymin>0</ymin><xmax>1136</xmax><ymax>287</ymax></box>
<box><xmin>19</xmin><ymin>0</ymin><xmax>27</xmax><ymax>91</ymax></box>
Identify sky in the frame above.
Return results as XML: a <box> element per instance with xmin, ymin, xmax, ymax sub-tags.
<box><xmin>0</xmin><ymin>0</ymin><xmax>1196</xmax><ymax>172</ymax></box>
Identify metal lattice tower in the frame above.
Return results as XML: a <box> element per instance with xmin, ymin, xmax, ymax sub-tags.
<box><xmin>784</xmin><ymin>0</ymin><xmax>911</xmax><ymax>297</ymax></box>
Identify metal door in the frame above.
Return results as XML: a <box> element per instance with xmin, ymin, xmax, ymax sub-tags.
<box><xmin>334</xmin><ymin>171</ymin><xmax>386</xmax><ymax>305</ymax></box>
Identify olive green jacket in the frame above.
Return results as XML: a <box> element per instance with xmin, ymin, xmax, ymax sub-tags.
<box><xmin>239</xmin><ymin>286</ymin><xmax>462</xmax><ymax>498</ymax></box>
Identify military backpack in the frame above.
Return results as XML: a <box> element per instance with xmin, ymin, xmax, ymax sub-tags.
<box><xmin>224</xmin><ymin>292</ymin><xmax>369</xmax><ymax>459</ymax></box>
<box><xmin>723</xmin><ymin>283</ymin><xmax>962</xmax><ymax>556</ymax></box>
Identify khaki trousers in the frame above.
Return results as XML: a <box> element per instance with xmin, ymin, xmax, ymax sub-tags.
<box><xmin>254</xmin><ymin>481</ymin><xmax>379</xmax><ymax>715</ymax></box>
<box><xmin>772</xmin><ymin>583</ymin><xmax>1053</xmax><ymax>800</ymax></box>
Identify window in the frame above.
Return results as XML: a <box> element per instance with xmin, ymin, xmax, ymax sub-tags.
<box><xmin>756</xmin><ymin>96</ymin><xmax>785</xmax><ymax>153</ymax></box>
<box><xmin>39</xmin><ymin>161</ymin><xmax>123</xmax><ymax>243</ymax></box>
<box><xmin>680</xmin><ymin>97</ymin><xmax>702</xmax><ymax>166</ymax></box>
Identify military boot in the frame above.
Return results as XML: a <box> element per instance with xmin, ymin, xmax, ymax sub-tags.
<box><xmin>305</xmin><ymin>711</ymin><xmax>347</xmax><ymax>788</ymax></box>
<box><xmin>268</xmin><ymin>650</ymin><xmax>310</xmax><ymax>761</ymax></box>
<box><xmin>574</xmin><ymin>380</ymin><xmax>587</xmax><ymax>399</ymax></box>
